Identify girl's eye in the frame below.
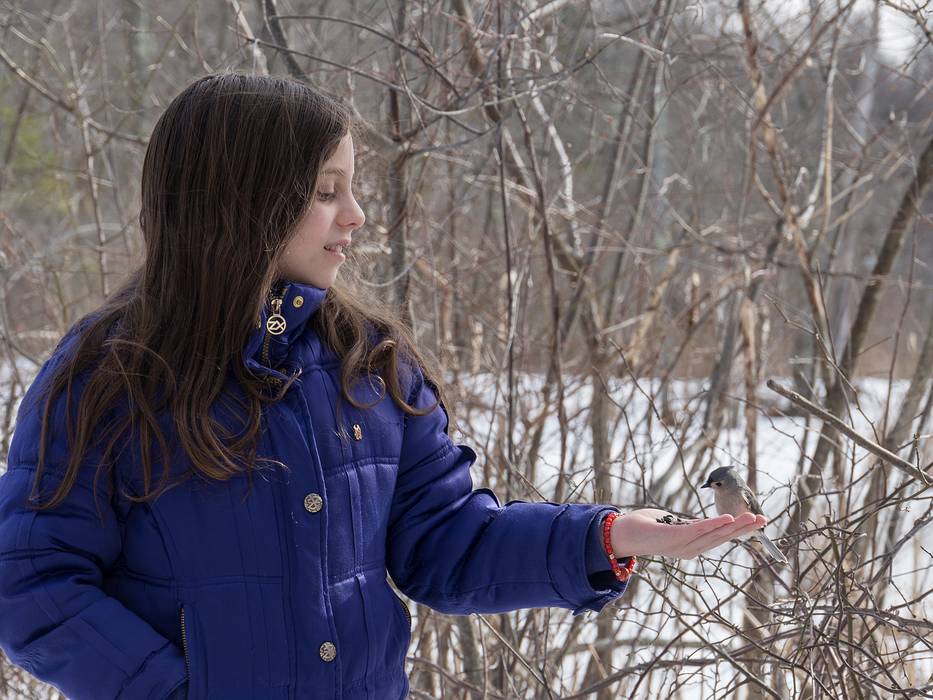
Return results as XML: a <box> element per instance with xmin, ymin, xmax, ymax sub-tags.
<box><xmin>317</xmin><ymin>191</ymin><xmax>336</xmax><ymax>202</ymax></box>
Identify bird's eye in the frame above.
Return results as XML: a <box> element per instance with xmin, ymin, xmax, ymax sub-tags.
<box><xmin>715</xmin><ymin>482</ymin><xmax>722</xmax><ymax>487</ymax></box>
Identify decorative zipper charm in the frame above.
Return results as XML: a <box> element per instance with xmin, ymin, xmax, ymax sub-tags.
<box><xmin>266</xmin><ymin>296</ymin><xmax>287</xmax><ymax>336</ymax></box>
<box><xmin>259</xmin><ymin>285</ymin><xmax>292</xmax><ymax>393</ymax></box>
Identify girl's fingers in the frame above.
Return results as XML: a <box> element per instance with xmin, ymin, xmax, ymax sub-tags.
<box><xmin>657</xmin><ymin>514</ymin><xmax>745</xmax><ymax>556</ymax></box>
<box><xmin>683</xmin><ymin>513</ymin><xmax>760</xmax><ymax>554</ymax></box>
<box><xmin>632</xmin><ymin>510</ymin><xmax>771</xmax><ymax>558</ymax></box>
<box><xmin>697</xmin><ymin>514</ymin><xmax>738</xmax><ymax>531</ymax></box>
<box><xmin>675</xmin><ymin>514</ymin><xmax>736</xmax><ymax>539</ymax></box>
<box><xmin>685</xmin><ymin>515</ymin><xmax>769</xmax><ymax>558</ymax></box>
<box><xmin>727</xmin><ymin>518</ymin><xmax>768</xmax><ymax>542</ymax></box>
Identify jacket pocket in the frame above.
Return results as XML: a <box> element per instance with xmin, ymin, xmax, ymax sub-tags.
<box><xmin>177</xmin><ymin>583</ymin><xmax>291</xmax><ymax>694</ymax></box>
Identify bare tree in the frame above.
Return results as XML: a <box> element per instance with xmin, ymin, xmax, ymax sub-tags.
<box><xmin>1</xmin><ymin>0</ymin><xmax>931</xmax><ymax>697</ymax></box>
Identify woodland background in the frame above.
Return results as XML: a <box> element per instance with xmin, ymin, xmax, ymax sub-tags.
<box><xmin>1</xmin><ymin>0</ymin><xmax>932</xmax><ymax>698</ymax></box>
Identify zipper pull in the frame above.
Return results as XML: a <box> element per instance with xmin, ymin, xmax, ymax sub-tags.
<box><xmin>266</xmin><ymin>295</ymin><xmax>287</xmax><ymax>336</ymax></box>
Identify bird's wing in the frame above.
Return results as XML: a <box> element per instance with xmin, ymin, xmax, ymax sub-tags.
<box><xmin>740</xmin><ymin>485</ymin><xmax>764</xmax><ymax>515</ymax></box>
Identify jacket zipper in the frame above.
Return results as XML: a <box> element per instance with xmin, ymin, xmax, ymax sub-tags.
<box><xmin>261</xmin><ymin>286</ymin><xmax>288</xmax><ymax>389</ymax></box>
<box><xmin>394</xmin><ymin>589</ymin><xmax>412</xmax><ymax>629</ymax></box>
<box><xmin>402</xmin><ymin>598</ymin><xmax>412</xmax><ymax>628</ymax></box>
<box><xmin>179</xmin><ymin>606</ymin><xmax>191</xmax><ymax>680</ymax></box>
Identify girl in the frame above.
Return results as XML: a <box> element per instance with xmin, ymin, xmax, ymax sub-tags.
<box><xmin>0</xmin><ymin>72</ymin><xmax>767</xmax><ymax>700</ymax></box>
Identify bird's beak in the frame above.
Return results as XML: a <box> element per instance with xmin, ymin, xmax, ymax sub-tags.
<box><xmin>700</xmin><ymin>481</ymin><xmax>711</xmax><ymax>489</ymax></box>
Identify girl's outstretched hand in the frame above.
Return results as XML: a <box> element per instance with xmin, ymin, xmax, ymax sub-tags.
<box><xmin>610</xmin><ymin>508</ymin><xmax>768</xmax><ymax>559</ymax></box>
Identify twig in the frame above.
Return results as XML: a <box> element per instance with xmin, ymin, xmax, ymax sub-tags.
<box><xmin>597</xmin><ymin>32</ymin><xmax>666</xmax><ymax>59</ymax></box>
<box><xmin>766</xmin><ymin>379</ymin><xmax>931</xmax><ymax>485</ymax></box>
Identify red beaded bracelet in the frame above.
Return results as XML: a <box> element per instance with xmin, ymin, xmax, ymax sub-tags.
<box><xmin>602</xmin><ymin>511</ymin><xmax>636</xmax><ymax>582</ymax></box>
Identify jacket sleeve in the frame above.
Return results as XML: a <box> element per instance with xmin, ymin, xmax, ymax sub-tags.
<box><xmin>0</xmin><ymin>327</ymin><xmax>187</xmax><ymax>700</ymax></box>
<box><xmin>385</xmin><ymin>362</ymin><xmax>631</xmax><ymax>617</ymax></box>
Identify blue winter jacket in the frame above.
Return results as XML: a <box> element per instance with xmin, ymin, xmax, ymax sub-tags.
<box><xmin>0</xmin><ymin>279</ymin><xmax>629</xmax><ymax>699</ymax></box>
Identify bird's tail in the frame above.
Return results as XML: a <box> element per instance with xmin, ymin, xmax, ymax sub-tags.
<box><xmin>755</xmin><ymin>532</ymin><xmax>788</xmax><ymax>564</ymax></box>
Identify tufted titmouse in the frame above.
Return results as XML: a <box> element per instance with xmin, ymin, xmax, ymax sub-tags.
<box><xmin>701</xmin><ymin>465</ymin><xmax>788</xmax><ymax>564</ymax></box>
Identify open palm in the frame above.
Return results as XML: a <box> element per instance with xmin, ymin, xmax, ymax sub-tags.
<box><xmin>611</xmin><ymin>508</ymin><xmax>768</xmax><ymax>559</ymax></box>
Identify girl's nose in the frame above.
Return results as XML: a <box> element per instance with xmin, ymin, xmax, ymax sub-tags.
<box><xmin>341</xmin><ymin>196</ymin><xmax>365</xmax><ymax>230</ymax></box>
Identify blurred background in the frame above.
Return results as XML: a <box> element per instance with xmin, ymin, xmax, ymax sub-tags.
<box><xmin>1</xmin><ymin>0</ymin><xmax>931</xmax><ymax>698</ymax></box>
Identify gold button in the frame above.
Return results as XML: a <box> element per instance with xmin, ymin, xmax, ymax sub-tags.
<box><xmin>352</xmin><ymin>424</ymin><xmax>362</xmax><ymax>441</ymax></box>
<box><xmin>292</xmin><ymin>295</ymin><xmax>304</xmax><ymax>308</ymax></box>
<box><xmin>303</xmin><ymin>493</ymin><xmax>323</xmax><ymax>513</ymax></box>
<box><xmin>319</xmin><ymin>641</ymin><xmax>336</xmax><ymax>662</ymax></box>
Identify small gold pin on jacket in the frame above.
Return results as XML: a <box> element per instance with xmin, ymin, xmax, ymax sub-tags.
<box><xmin>352</xmin><ymin>424</ymin><xmax>362</xmax><ymax>441</ymax></box>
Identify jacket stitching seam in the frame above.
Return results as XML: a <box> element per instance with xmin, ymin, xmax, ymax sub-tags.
<box><xmin>114</xmin><ymin>640</ymin><xmax>169</xmax><ymax>697</ymax></box>
<box><xmin>328</xmin><ymin>558</ymin><xmax>385</xmax><ymax>584</ymax></box>
<box><xmin>6</xmin><ymin>463</ymin><xmax>107</xmax><ymax>497</ymax></box>
<box><xmin>404</xmin><ymin>442</ymin><xmax>455</xmax><ymax>471</ymax></box>
<box><xmin>343</xmin><ymin>664</ymin><xmax>406</xmax><ymax>691</ymax></box>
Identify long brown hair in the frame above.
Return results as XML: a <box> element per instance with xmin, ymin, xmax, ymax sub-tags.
<box><xmin>25</xmin><ymin>71</ymin><xmax>448</xmax><ymax>512</ymax></box>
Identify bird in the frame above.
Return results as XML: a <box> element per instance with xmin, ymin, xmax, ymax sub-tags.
<box><xmin>701</xmin><ymin>465</ymin><xmax>788</xmax><ymax>564</ymax></box>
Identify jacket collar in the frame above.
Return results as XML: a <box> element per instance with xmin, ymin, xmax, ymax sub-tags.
<box><xmin>243</xmin><ymin>278</ymin><xmax>328</xmax><ymax>377</ymax></box>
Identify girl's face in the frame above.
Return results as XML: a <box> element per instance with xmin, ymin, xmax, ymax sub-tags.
<box><xmin>278</xmin><ymin>133</ymin><xmax>365</xmax><ymax>288</ymax></box>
